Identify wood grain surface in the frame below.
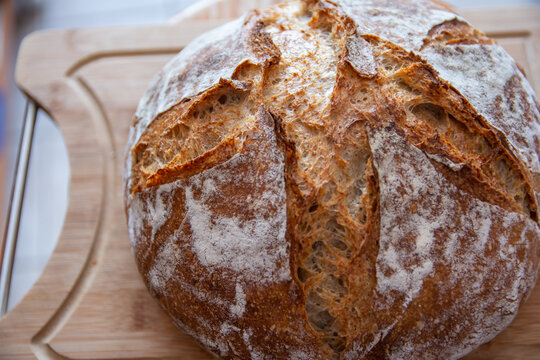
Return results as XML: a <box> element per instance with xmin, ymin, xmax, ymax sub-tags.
<box><xmin>1</xmin><ymin>1</ymin><xmax>539</xmax><ymax>359</ymax></box>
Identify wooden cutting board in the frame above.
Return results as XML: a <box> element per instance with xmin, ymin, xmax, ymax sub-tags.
<box><xmin>1</xmin><ymin>1</ymin><xmax>540</xmax><ymax>359</ymax></box>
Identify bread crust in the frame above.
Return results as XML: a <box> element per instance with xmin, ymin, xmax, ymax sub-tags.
<box><xmin>124</xmin><ymin>1</ymin><xmax>540</xmax><ymax>359</ymax></box>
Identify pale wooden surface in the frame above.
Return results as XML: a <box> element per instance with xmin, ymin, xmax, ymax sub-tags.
<box><xmin>1</xmin><ymin>1</ymin><xmax>539</xmax><ymax>359</ymax></box>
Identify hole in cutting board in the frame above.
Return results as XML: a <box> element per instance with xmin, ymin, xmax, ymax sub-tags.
<box><xmin>5</xmin><ymin>109</ymin><xmax>70</xmax><ymax>313</ymax></box>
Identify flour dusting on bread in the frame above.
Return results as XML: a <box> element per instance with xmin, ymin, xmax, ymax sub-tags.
<box><xmin>183</xmin><ymin>110</ymin><xmax>290</xmax><ymax>284</ymax></box>
<box><xmin>422</xmin><ymin>44</ymin><xmax>540</xmax><ymax>174</ymax></box>
<box><xmin>362</xmin><ymin>124</ymin><xmax>538</xmax><ymax>359</ymax></box>
<box><xmin>338</xmin><ymin>0</ymin><xmax>461</xmax><ymax>51</ymax></box>
<box><xmin>131</xmin><ymin>18</ymin><xmax>245</xmax><ymax>146</ymax></box>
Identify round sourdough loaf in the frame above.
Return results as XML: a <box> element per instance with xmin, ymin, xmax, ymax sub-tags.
<box><xmin>124</xmin><ymin>0</ymin><xmax>540</xmax><ymax>359</ymax></box>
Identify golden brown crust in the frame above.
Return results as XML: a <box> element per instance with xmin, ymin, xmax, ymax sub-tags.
<box><xmin>124</xmin><ymin>1</ymin><xmax>540</xmax><ymax>359</ymax></box>
<box><xmin>131</xmin><ymin>108</ymin><xmax>333</xmax><ymax>359</ymax></box>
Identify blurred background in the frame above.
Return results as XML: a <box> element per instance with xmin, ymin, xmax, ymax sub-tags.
<box><xmin>0</xmin><ymin>0</ymin><xmax>539</xmax><ymax>314</ymax></box>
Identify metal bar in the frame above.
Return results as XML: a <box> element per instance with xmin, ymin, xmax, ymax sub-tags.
<box><xmin>0</xmin><ymin>100</ymin><xmax>37</xmax><ymax>316</ymax></box>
